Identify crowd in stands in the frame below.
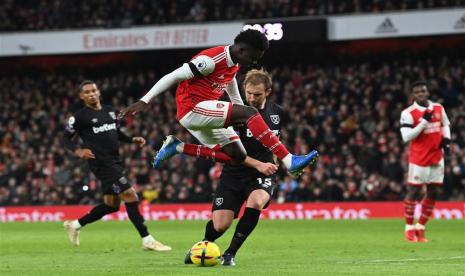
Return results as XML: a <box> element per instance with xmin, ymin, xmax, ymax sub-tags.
<box><xmin>0</xmin><ymin>52</ymin><xmax>464</xmax><ymax>206</ymax></box>
<box><xmin>1</xmin><ymin>0</ymin><xmax>464</xmax><ymax>31</ymax></box>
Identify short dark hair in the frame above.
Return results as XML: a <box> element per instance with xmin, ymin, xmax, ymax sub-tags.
<box><xmin>411</xmin><ymin>80</ymin><xmax>427</xmax><ymax>91</ymax></box>
<box><xmin>79</xmin><ymin>80</ymin><xmax>96</xmax><ymax>92</ymax></box>
<box><xmin>234</xmin><ymin>29</ymin><xmax>269</xmax><ymax>51</ymax></box>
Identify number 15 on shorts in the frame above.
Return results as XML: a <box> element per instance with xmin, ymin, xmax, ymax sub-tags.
<box><xmin>257</xmin><ymin>178</ymin><xmax>272</xmax><ymax>188</ymax></box>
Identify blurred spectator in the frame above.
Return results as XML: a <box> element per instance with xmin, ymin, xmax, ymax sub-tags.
<box><xmin>1</xmin><ymin>0</ymin><xmax>464</xmax><ymax>32</ymax></box>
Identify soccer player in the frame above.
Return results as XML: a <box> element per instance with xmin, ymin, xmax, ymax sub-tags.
<box><xmin>62</xmin><ymin>80</ymin><xmax>171</xmax><ymax>251</ymax></box>
<box><xmin>183</xmin><ymin>69</ymin><xmax>287</xmax><ymax>266</ymax></box>
<box><xmin>118</xmin><ymin>29</ymin><xmax>318</xmax><ymax>177</ymax></box>
<box><xmin>400</xmin><ymin>80</ymin><xmax>451</xmax><ymax>242</ymax></box>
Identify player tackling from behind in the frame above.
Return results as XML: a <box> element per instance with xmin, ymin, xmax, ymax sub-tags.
<box><xmin>62</xmin><ymin>80</ymin><xmax>171</xmax><ymax>251</ymax></box>
<box><xmin>184</xmin><ymin>69</ymin><xmax>287</xmax><ymax>266</ymax></box>
<box><xmin>400</xmin><ymin>80</ymin><xmax>451</xmax><ymax>242</ymax></box>
<box><xmin>118</xmin><ymin>29</ymin><xmax>318</xmax><ymax>177</ymax></box>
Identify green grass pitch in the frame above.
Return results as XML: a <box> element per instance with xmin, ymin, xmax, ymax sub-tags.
<box><xmin>1</xmin><ymin>219</ymin><xmax>464</xmax><ymax>275</ymax></box>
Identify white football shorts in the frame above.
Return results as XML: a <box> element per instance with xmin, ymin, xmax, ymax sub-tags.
<box><xmin>179</xmin><ymin>100</ymin><xmax>240</xmax><ymax>149</ymax></box>
<box><xmin>407</xmin><ymin>159</ymin><xmax>444</xmax><ymax>185</ymax></box>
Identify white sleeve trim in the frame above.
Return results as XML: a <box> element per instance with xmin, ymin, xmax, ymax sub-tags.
<box><xmin>140</xmin><ymin>64</ymin><xmax>194</xmax><ymax>103</ymax></box>
<box><xmin>225</xmin><ymin>78</ymin><xmax>243</xmax><ymax>105</ymax></box>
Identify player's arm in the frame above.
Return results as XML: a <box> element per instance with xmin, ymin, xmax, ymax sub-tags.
<box><xmin>225</xmin><ymin>78</ymin><xmax>244</xmax><ymax>105</ymax></box>
<box><xmin>399</xmin><ymin>110</ymin><xmax>430</xmax><ymax>143</ymax></box>
<box><xmin>441</xmin><ymin>107</ymin><xmax>451</xmax><ymax>155</ymax></box>
<box><xmin>118</xmin><ymin>55</ymin><xmax>215</xmax><ymax>119</ymax></box>
<box><xmin>116</xmin><ymin>122</ymin><xmax>146</xmax><ymax>147</ymax></box>
<box><xmin>62</xmin><ymin>115</ymin><xmax>95</xmax><ymax>159</ymax></box>
<box><xmin>242</xmin><ymin>156</ymin><xmax>277</xmax><ymax>176</ymax></box>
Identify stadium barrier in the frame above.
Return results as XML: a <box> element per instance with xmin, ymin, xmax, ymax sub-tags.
<box><xmin>1</xmin><ymin>202</ymin><xmax>463</xmax><ymax>222</ymax></box>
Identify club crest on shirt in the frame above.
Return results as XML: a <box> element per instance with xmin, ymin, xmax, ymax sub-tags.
<box><xmin>434</xmin><ymin>112</ymin><xmax>440</xmax><ymax>120</ymax></box>
<box><xmin>112</xmin><ymin>184</ymin><xmax>121</xmax><ymax>194</ymax></box>
<box><xmin>270</xmin><ymin>115</ymin><xmax>280</xmax><ymax>125</ymax></box>
<box><xmin>109</xmin><ymin>112</ymin><xmax>116</xmax><ymax>120</ymax></box>
<box><xmin>215</xmin><ymin>197</ymin><xmax>223</xmax><ymax>206</ymax></box>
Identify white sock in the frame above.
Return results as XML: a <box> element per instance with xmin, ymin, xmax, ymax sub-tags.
<box><xmin>71</xmin><ymin>220</ymin><xmax>82</xmax><ymax>229</ymax></box>
<box><xmin>175</xmin><ymin>143</ymin><xmax>184</xmax><ymax>153</ymax></box>
<box><xmin>405</xmin><ymin>224</ymin><xmax>415</xmax><ymax>231</ymax></box>
<box><xmin>142</xmin><ymin>235</ymin><xmax>154</xmax><ymax>243</ymax></box>
<box><xmin>282</xmin><ymin>154</ymin><xmax>292</xmax><ymax>168</ymax></box>
<box><xmin>415</xmin><ymin>223</ymin><xmax>425</xmax><ymax>230</ymax></box>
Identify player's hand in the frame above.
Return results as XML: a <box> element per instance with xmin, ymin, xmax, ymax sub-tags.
<box><xmin>74</xmin><ymin>148</ymin><xmax>95</xmax><ymax>159</ymax></box>
<box><xmin>422</xmin><ymin>111</ymin><xmax>433</xmax><ymax>122</ymax></box>
<box><xmin>132</xmin><ymin>137</ymin><xmax>146</xmax><ymax>147</ymax></box>
<box><xmin>256</xmin><ymin>162</ymin><xmax>278</xmax><ymax>176</ymax></box>
<box><xmin>118</xmin><ymin>101</ymin><xmax>148</xmax><ymax>120</ymax></box>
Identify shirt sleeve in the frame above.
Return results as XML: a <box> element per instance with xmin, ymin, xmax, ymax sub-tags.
<box><xmin>399</xmin><ymin>110</ymin><xmax>428</xmax><ymax>143</ymax></box>
<box><xmin>116</xmin><ymin>119</ymin><xmax>133</xmax><ymax>143</ymax></box>
<box><xmin>225</xmin><ymin>78</ymin><xmax>244</xmax><ymax>105</ymax></box>
<box><xmin>140</xmin><ymin>63</ymin><xmax>195</xmax><ymax>103</ymax></box>
<box><xmin>442</xmin><ymin>106</ymin><xmax>451</xmax><ymax>139</ymax></box>
<box><xmin>62</xmin><ymin>115</ymin><xmax>79</xmax><ymax>152</ymax></box>
<box><xmin>187</xmin><ymin>55</ymin><xmax>216</xmax><ymax>77</ymax></box>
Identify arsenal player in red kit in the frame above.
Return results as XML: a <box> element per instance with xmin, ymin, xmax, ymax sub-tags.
<box><xmin>400</xmin><ymin>81</ymin><xmax>451</xmax><ymax>242</ymax></box>
<box><xmin>119</xmin><ymin>30</ymin><xmax>318</xmax><ymax>177</ymax></box>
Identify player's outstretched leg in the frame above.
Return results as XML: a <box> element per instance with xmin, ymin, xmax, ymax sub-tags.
<box><xmin>63</xmin><ymin>203</ymin><xmax>119</xmax><ymax>246</ymax></box>
<box><xmin>234</xmin><ymin>108</ymin><xmax>319</xmax><ymax>176</ymax></box>
<box><xmin>153</xmin><ymin>135</ymin><xmax>234</xmax><ymax>168</ymax></box>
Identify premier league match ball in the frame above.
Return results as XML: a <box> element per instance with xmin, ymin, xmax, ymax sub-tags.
<box><xmin>190</xmin><ymin>241</ymin><xmax>221</xmax><ymax>267</ymax></box>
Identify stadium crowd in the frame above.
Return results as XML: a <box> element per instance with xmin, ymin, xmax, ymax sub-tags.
<box><xmin>1</xmin><ymin>0</ymin><xmax>464</xmax><ymax>31</ymax></box>
<box><xmin>0</xmin><ymin>52</ymin><xmax>464</xmax><ymax>206</ymax></box>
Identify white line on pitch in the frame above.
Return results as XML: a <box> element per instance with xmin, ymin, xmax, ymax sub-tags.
<box><xmin>337</xmin><ymin>256</ymin><xmax>465</xmax><ymax>264</ymax></box>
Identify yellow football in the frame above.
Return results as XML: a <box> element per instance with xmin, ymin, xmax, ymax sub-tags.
<box><xmin>190</xmin><ymin>241</ymin><xmax>221</xmax><ymax>267</ymax></box>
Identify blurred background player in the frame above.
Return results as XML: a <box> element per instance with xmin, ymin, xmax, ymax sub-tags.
<box><xmin>184</xmin><ymin>69</ymin><xmax>286</xmax><ymax>266</ymax></box>
<box><xmin>400</xmin><ymin>81</ymin><xmax>451</xmax><ymax>242</ymax></box>
<box><xmin>118</xmin><ymin>29</ymin><xmax>318</xmax><ymax>177</ymax></box>
<box><xmin>62</xmin><ymin>80</ymin><xmax>171</xmax><ymax>251</ymax></box>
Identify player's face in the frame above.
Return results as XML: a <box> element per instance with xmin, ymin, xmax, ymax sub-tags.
<box><xmin>236</xmin><ymin>45</ymin><xmax>264</xmax><ymax>65</ymax></box>
<box><xmin>412</xmin><ymin>85</ymin><xmax>429</xmax><ymax>105</ymax></box>
<box><xmin>80</xmin><ymin>84</ymin><xmax>101</xmax><ymax>106</ymax></box>
<box><xmin>245</xmin><ymin>83</ymin><xmax>270</xmax><ymax>109</ymax></box>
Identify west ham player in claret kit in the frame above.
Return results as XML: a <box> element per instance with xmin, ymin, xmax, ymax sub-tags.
<box><xmin>62</xmin><ymin>80</ymin><xmax>171</xmax><ymax>251</ymax></box>
<box><xmin>400</xmin><ymin>81</ymin><xmax>451</xmax><ymax>243</ymax></box>
<box><xmin>118</xmin><ymin>29</ymin><xmax>318</xmax><ymax>177</ymax></box>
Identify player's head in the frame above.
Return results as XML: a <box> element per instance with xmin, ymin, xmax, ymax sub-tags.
<box><xmin>411</xmin><ymin>80</ymin><xmax>429</xmax><ymax>105</ymax></box>
<box><xmin>231</xmin><ymin>29</ymin><xmax>269</xmax><ymax>65</ymax></box>
<box><xmin>243</xmin><ymin>69</ymin><xmax>272</xmax><ymax>109</ymax></box>
<box><xmin>79</xmin><ymin>80</ymin><xmax>101</xmax><ymax>106</ymax></box>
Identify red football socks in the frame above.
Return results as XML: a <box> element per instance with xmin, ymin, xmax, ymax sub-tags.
<box><xmin>182</xmin><ymin>144</ymin><xmax>232</xmax><ymax>163</ymax></box>
<box><xmin>404</xmin><ymin>199</ymin><xmax>416</xmax><ymax>225</ymax></box>
<box><xmin>418</xmin><ymin>198</ymin><xmax>435</xmax><ymax>226</ymax></box>
<box><xmin>246</xmin><ymin>114</ymin><xmax>289</xmax><ymax>160</ymax></box>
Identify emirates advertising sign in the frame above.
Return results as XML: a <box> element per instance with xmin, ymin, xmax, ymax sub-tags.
<box><xmin>1</xmin><ymin>202</ymin><xmax>463</xmax><ymax>222</ymax></box>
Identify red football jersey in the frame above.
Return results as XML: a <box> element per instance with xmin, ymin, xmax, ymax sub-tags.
<box><xmin>400</xmin><ymin>102</ymin><xmax>447</xmax><ymax>166</ymax></box>
<box><xmin>176</xmin><ymin>46</ymin><xmax>240</xmax><ymax>120</ymax></box>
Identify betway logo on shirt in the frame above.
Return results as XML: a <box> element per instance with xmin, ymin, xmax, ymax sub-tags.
<box><xmin>93</xmin><ymin>123</ymin><xmax>116</xmax><ymax>134</ymax></box>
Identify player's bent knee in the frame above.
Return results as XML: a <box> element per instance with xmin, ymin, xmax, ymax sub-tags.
<box><xmin>213</xmin><ymin>221</ymin><xmax>232</xmax><ymax>232</ymax></box>
<box><xmin>244</xmin><ymin>106</ymin><xmax>259</xmax><ymax>117</ymax></box>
